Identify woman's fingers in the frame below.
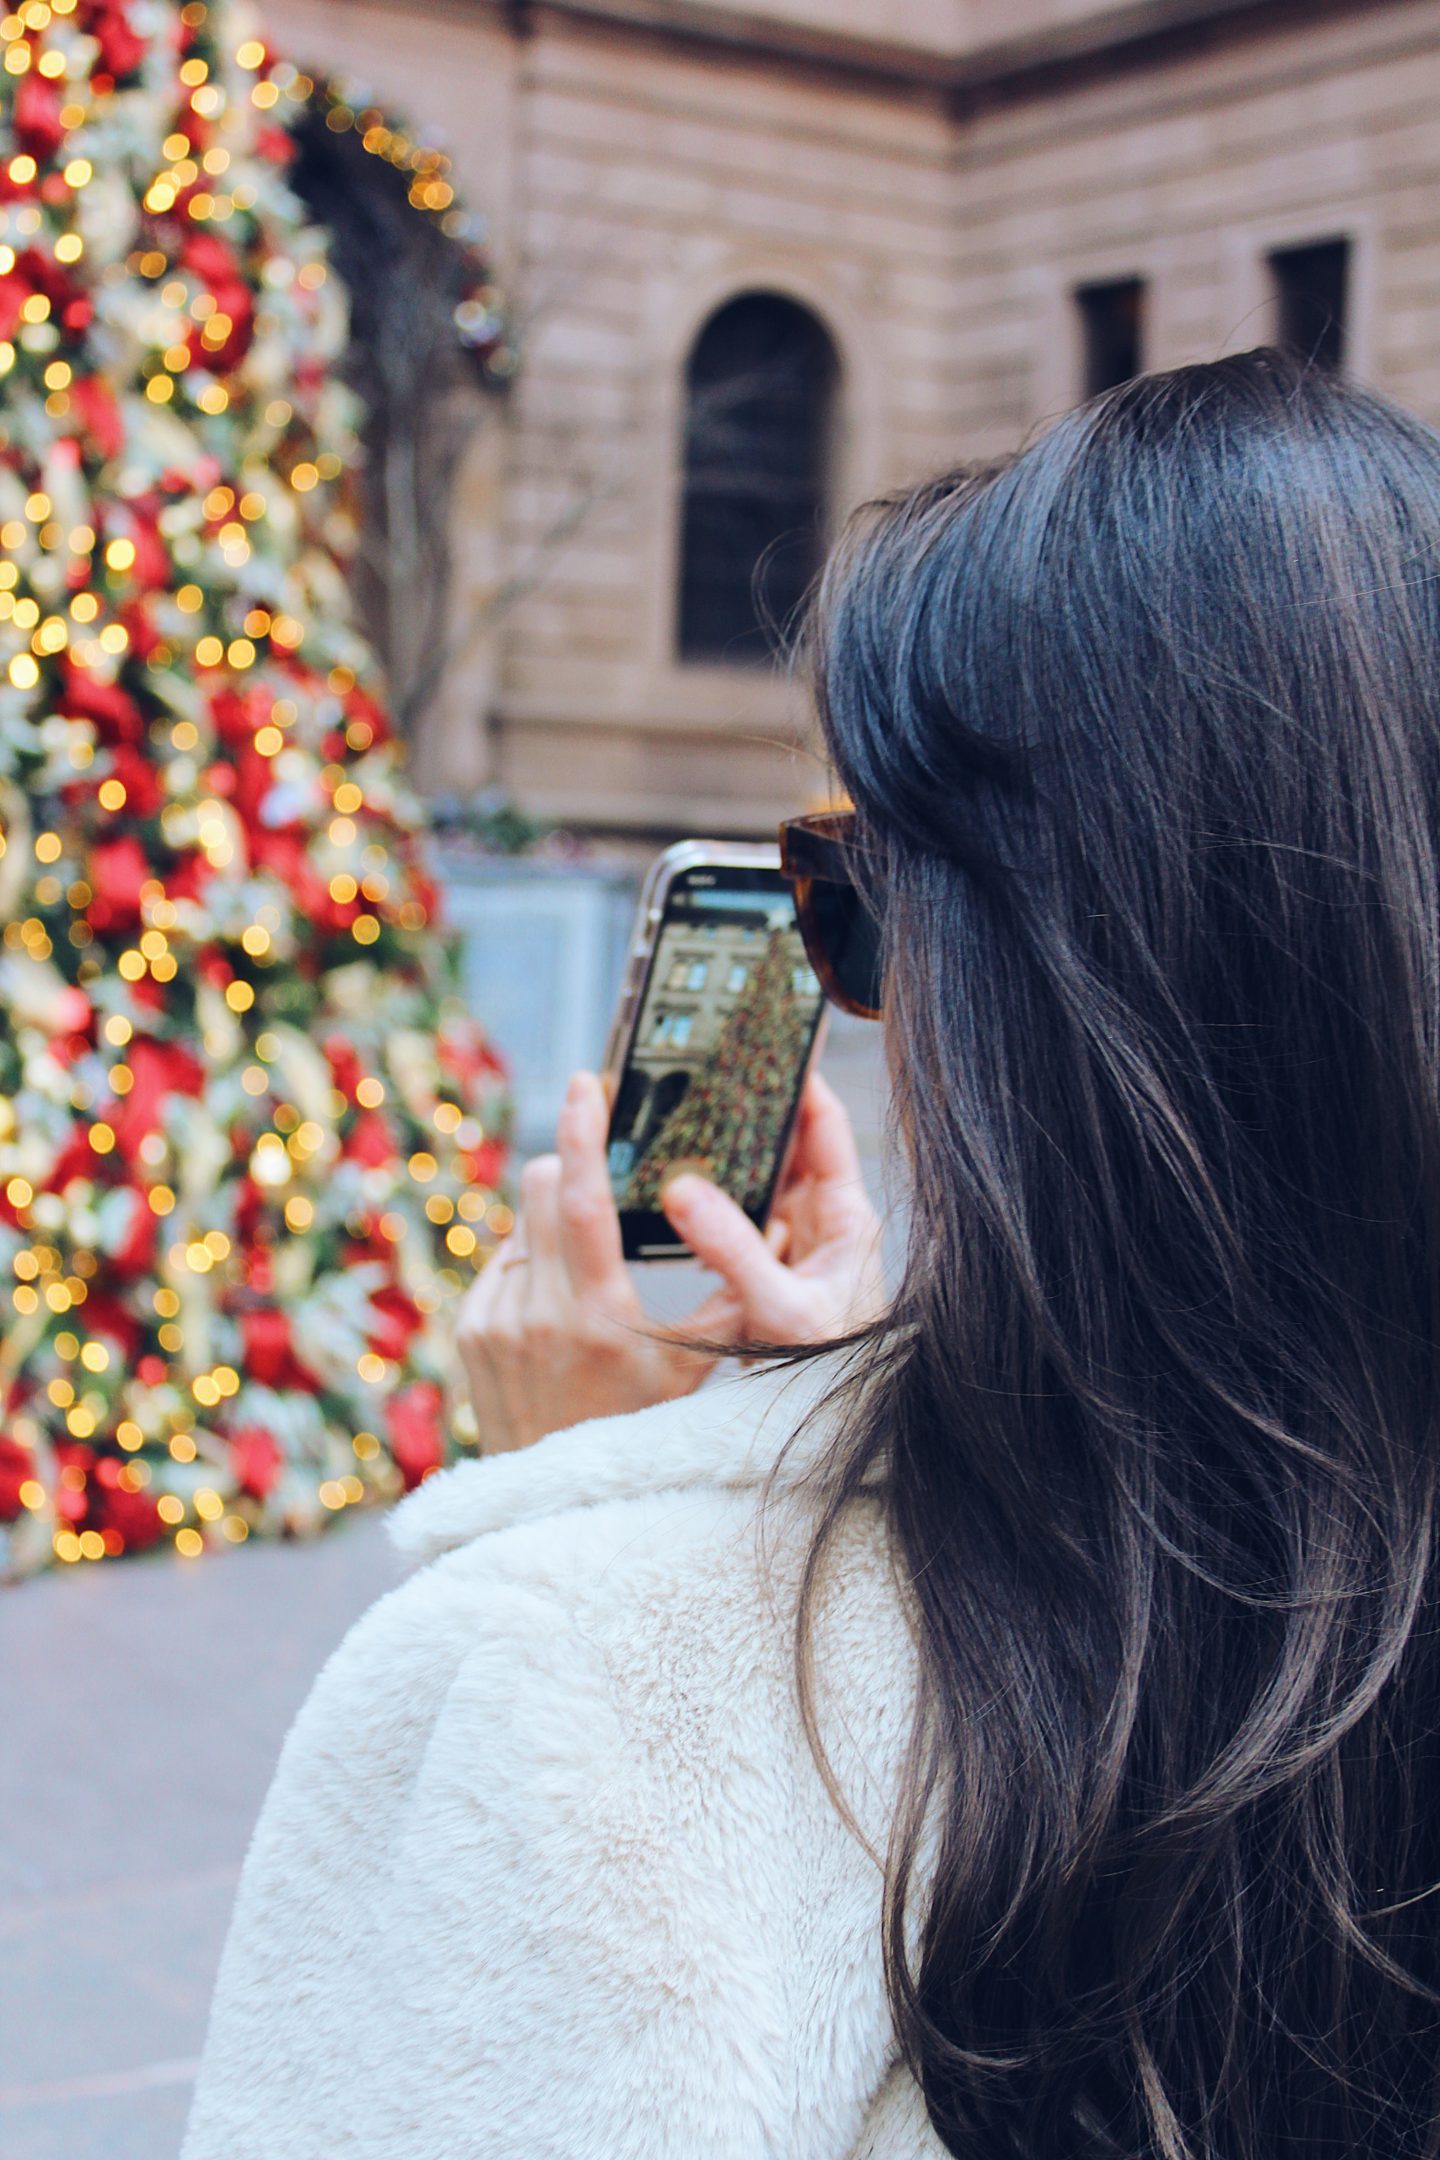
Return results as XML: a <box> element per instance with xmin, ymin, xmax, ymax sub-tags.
<box><xmin>517</xmin><ymin>1153</ymin><xmax>564</xmax><ymax>1272</ymax></box>
<box><xmin>457</xmin><ymin>1244</ymin><xmax>524</xmax><ymax>1451</ymax></box>
<box><xmin>462</xmin><ymin>1070</ymin><xmax>874</xmax><ymax>1450</ymax></box>
<box><xmin>452</xmin><ymin>1073</ymin><xmax>738</xmax><ymax>1448</ymax></box>
<box><xmin>789</xmin><ymin>1068</ymin><xmax>865</xmax><ymax>1190</ymax></box>
<box><xmin>661</xmin><ymin>1174</ymin><xmax>797</xmax><ymax>1324</ymax></box>
<box><xmin>555</xmin><ymin>1070</ymin><xmax>631</xmax><ymax>1303</ymax></box>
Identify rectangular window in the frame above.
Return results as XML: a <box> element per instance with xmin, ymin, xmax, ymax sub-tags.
<box><xmin>1075</xmin><ymin>278</ymin><xmax>1146</xmax><ymax>398</ymax></box>
<box><xmin>1270</xmin><ymin>238</ymin><xmax>1350</xmax><ymax>372</ymax></box>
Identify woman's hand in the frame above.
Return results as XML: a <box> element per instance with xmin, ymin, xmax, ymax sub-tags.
<box><xmin>456</xmin><ymin>1067</ymin><xmax>887</xmax><ymax>1455</ymax></box>
<box><xmin>660</xmin><ymin>1067</ymin><xmax>888</xmax><ymax>1350</ymax></box>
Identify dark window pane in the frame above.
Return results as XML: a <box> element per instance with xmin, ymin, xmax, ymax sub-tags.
<box><xmin>1076</xmin><ymin>277</ymin><xmax>1146</xmax><ymax>398</ymax></box>
<box><xmin>1270</xmin><ymin>238</ymin><xmax>1350</xmax><ymax>372</ymax></box>
<box><xmin>678</xmin><ymin>292</ymin><xmax>838</xmax><ymax>664</ymax></box>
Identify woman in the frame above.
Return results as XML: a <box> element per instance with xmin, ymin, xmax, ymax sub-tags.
<box><xmin>184</xmin><ymin>350</ymin><xmax>1440</xmax><ymax>2159</ymax></box>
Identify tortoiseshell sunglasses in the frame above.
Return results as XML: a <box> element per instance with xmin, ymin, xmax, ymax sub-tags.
<box><xmin>778</xmin><ymin>810</ymin><xmax>884</xmax><ymax>1021</ymax></box>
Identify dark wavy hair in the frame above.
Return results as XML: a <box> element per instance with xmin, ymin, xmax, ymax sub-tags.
<box><xmin>801</xmin><ymin>349</ymin><xmax>1440</xmax><ymax>2158</ymax></box>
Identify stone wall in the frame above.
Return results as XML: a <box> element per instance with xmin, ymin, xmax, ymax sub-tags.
<box><xmin>264</xmin><ymin>0</ymin><xmax>1440</xmax><ymax>836</ymax></box>
<box><xmin>946</xmin><ymin>0</ymin><xmax>1440</xmax><ymax>448</ymax></box>
<box><xmin>269</xmin><ymin>0</ymin><xmax>960</xmax><ymax>827</ymax></box>
<box><xmin>664</xmin><ymin>0</ymin><xmax>973</xmax><ymax>53</ymax></box>
<box><xmin>492</xmin><ymin>11</ymin><xmax>958</xmax><ymax>832</ymax></box>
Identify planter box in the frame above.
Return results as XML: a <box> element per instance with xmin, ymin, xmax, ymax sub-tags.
<box><xmin>434</xmin><ymin>852</ymin><xmax>639</xmax><ymax>1156</ymax></box>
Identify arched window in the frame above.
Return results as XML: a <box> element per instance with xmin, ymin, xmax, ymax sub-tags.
<box><xmin>676</xmin><ymin>292</ymin><xmax>839</xmax><ymax>663</ymax></box>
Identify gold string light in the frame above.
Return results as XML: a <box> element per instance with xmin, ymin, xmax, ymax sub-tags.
<box><xmin>0</xmin><ymin>0</ymin><xmax>509</xmax><ymax>1578</ymax></box>
<box><xmin>296</xmin><ymin>71</ymin><xmax>514</xmax><ymax>379</ymax></box>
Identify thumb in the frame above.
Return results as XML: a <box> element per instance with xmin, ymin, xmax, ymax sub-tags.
<box><xmin>661</xmin><ymin>1174</ymin><xmax>792</xmax><ymax>1319</ymax></box>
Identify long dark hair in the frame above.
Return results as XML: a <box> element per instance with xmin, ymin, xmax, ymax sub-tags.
<box><xmin>803</xmin><ymin>349</ymin><xmax>1440</xmax><ymax>2158</ymax></box>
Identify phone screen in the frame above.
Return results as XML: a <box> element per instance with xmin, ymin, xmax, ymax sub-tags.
<box><xmin>607</xmin><ymin>863</ymin><xmax>826</xmax><ymax>1258</ymax></box>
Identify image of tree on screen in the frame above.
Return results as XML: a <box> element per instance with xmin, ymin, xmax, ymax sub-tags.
<box><xmin>625</xmin><ymin>927</ymin><xmax>815</xmax><ymax>1214</ymax></box>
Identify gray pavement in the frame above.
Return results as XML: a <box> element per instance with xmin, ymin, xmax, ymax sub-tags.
<box><xmin>1</xmin><ymin>1515</ymin><xmax>400</xmax><ymax>2160</ymax></box>
<box><xmin>0</xmin><ymin>1016</ymin><xmax>895</xmax><ymax>2160</ymax></box>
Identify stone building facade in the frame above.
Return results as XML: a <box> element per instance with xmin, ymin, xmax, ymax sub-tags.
<box><xmin>270</xmin><ymin>0</ymin><xmax>1440</xmax><ymax>837</ymax></box>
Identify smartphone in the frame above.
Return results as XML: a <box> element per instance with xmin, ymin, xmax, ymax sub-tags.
<box><xmin>602</xmin><ymin>841</ymin><xmax>827</xmax><ymax>1260</ymax></box>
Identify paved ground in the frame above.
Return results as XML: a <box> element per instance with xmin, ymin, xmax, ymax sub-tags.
<box><xmin>0</xmin><ymin>1016</ymin><xmax>895</xmax><ymax>2160</ymax></box>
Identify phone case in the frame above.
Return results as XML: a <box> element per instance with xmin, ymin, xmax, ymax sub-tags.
<box><xmin>603</xmin><ymin>839</ymin><xmax>823</xmax><ymax>1261</ymax></box>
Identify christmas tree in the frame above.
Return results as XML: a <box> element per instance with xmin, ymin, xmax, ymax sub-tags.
<box><xmin>0</xmin><ymin>0</ymin><xmax>512</xmax><ymax>1577</ymax></box>
<box><xmin>628</xmin><ymin>927</ymin><xmax>815</xmax><ymax>1213</ymax></box>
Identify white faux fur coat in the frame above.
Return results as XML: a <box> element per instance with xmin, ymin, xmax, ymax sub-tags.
<box><xmin>182</xmin><ymin>1359</ymin><xmax>948</xmax><ymax>2160</ymax></box>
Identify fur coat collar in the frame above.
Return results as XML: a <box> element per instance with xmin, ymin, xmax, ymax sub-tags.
<box><xmin>182</xmin><ymin>1359</ymin><xmax>947</xmax><ymax>2160</ymax></box>
<box><xmin>390</xmin><ymin>1352</ymin><xmax>849</xmax><ymax>1561</ymax></box>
